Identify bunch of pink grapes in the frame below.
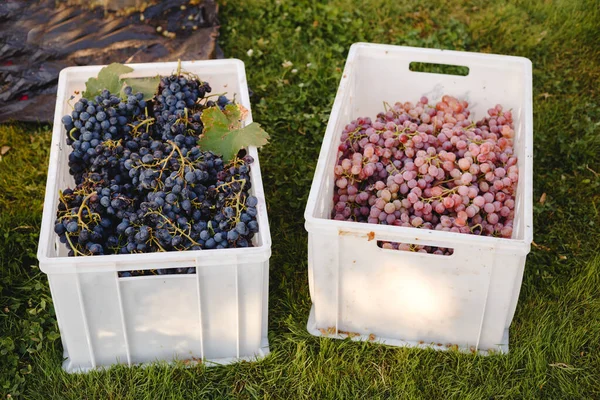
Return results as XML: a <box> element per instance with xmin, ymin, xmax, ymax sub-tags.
<box><xmin>332</xmin><ymin>95</ymin><xmax>518</xmax><ymax>254</ymax></box>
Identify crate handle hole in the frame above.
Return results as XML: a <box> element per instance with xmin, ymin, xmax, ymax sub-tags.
<box><xmin>118</xmin><ymin>267</ymin><xmax>197</xmax><ymax>278</ymax></box>
<box><xmin>409</xmin><ymin>62</ymin><xmax>469</xmax><ymax>77</ymax></box>
<box><xmin>377</xmin><ymin>240</ymin><xmax>454</xmax><ymax>256</ymax></box>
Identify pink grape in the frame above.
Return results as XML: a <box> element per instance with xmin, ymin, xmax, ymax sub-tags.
<box><xmin>458</xmin><ymin>158</ymin><xmax>471</xmax><ymax>171</ymax></box>
<box><xmin>443</xmin><ymin>197</ymin><xmax>455</xmax><ymax>208</ymax></box>
<box><xmin>487</xmin><ymin>213</ymin><xmax>499</xmax><ymax>224</ymax></box>
<box><xmin>411</xmin><ymin>217</ymin><xmax>424</xmax><ymax>227</ymax></box>
<box><xmin>465</xmin><ymin>205</ymin><xmax>477</xmax><ymax>218</ymax></box>
<box><xmin>473</xmin><ymin>196</ymin><xmax>485</xmax><ymax>207</ymax></box>
<box><xmin>435</xmin><ymin>203</ymin><xmax>446</xmax><ymax>214</ymax></box>
<box><xmin>375</xmin><ymin>198</ymin><xmax>386</xmax><ymax>210</ymax></box>
<box><xmin>461</xmin><ymin>172</ymin><xmax>473</xmax><ymax>185</ymax></box>
<box><xmin>384</xmin><ymin>202</ymin><xmax>396</xmax><ymax>214</ymax></box>
<box><xmin>457</xmin><ymin>185</ymin><xmax>469</xmax><ymax>196</ymax></box>
<box><xmin>331</xmin><ymin>94</ymin><xmax>519</xmax><ymax>255</ymax></box>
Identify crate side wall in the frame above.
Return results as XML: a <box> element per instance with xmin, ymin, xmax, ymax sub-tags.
<box><xmin>308</xmin><ymin>227</ymin><xmax>525</xmax><ymax>348</ymax></box>
<box><xmin>50</xmin><ymin>260</ymin><xmax>268</xmax><ymax>371</ymax></box>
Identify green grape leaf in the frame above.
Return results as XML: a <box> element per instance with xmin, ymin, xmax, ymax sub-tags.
<box><xmin>199</xmin><ymin>104</ymin><xmax>269</xmax><ymax>162</ymax></box>
<box><xmin>122</xmin><ymin>75</ymin><xmax>161</xmax><ymax>101</ymax></box>
<box><xmin>82</xmin><ymin>63</ymin><xmax>133</xmax><ymax>99</ymax></box>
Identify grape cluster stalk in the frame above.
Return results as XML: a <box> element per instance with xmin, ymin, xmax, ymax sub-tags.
<box><xmin>331</xmin><ymin>95</ymin><xmax>518</xmax><ymax>255</ymax></box>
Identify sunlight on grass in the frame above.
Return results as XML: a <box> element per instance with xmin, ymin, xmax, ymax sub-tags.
<box><xmin>0</xmin><ymin>0</ymin><xmax>599</xmax><ymax>398</ymax></box>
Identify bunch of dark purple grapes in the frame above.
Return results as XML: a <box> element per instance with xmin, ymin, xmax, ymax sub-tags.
<box><xmin>54</xmin><ymin>74</ymin><xmax>258</xmax><ymax>276</ymax></box>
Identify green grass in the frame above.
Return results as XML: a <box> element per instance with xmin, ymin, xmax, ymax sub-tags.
<box><xmin>1</xmin><ymin>0</ymin><xmax>599</xmax><ymax>398</ymax></box>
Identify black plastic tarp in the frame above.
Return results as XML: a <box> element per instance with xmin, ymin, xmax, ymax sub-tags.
<box><xmin>0</xmin><ymin>0</ymin><xmax>220</xmax><ymax>122</ymax></box>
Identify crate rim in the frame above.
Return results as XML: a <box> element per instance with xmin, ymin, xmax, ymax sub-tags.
<box><xmin>347</xmin><ymin>42</ymin><xmax>534</xmax><ymax>65</ymax></box>
<box><xmin>305</xmin><ymin>218</ymin><xmax>530</xmax><ymax>255</ymax></box>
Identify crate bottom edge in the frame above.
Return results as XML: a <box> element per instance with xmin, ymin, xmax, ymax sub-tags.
<box><xmin>61</xmin><ymin>337</ymin><xmax>270</xmax><ymax>373</ymax></box>
<box><xmin>306</xmin><ymin>305</ymin><xmax>508</xmax><ymax>355</ymax></box>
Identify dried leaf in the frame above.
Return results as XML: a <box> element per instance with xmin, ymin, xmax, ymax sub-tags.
<box><xmin>1</xmin><ymin>145</ymin><xmax>10</xmax><ymax>156</ymax></box>
<box><xmin>532</xmin><ymin>241</ymin><xmax>551</xmax><ymax>251</ymax></box>
<box><xmin>549</xmin><ymin>363</ymin><xmax>575</xmax><ymax>369</ymax></box>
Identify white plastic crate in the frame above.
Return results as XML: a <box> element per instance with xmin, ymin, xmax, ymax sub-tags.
<box><xmin>37</xmin><ymin>60</ymin><xmax>272</xmax><ymax>372</ymax></box>
<box><xmin>304</xmin><ymin>43</ymin><xmax>533</xmax><ymax>353</ymax></box>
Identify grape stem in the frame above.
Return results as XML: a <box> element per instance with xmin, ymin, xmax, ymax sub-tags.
<box><xmin>421</xmin><ymin>186</ymin><xmax>459</xmax><ymax>204</ymax></box>
<box><xmin>58</xmin><ymin>190</ymin><xmax>70</xmax><ymax>211</ymax></box>
<box><xmin>216</xmin><ymin>177</ymin><xmax>248</xmax><ymax>223</ymax></box>
<box><xmin>64</xmin><ymin>232</ymin><xmax>86</xmax><ymax>256</ymax></box>
<box><xmin>129</xmin><ymin>117</ymin><xmax>155</xmax><ymax>136</ymax></box>
<box><xmin>195</xmin><ymin>92</ymin><xmax>229</xmax><ymax>107</ymax></box>
<box><xmin>145</xmin><ymin>210</ymin><xmax>201</xmax><ymax>247</ymax></box>
<box><xmin>470</xmin><ymin>223</ymin><xmax>483</xmax><ymax>234</ymax></box>
<box><xmin>67</xmin><ymin>95</ymin><xmax>76</xmax><ymax>110</ymax></box>
<box><xmin>134</xmin><ymin>140</ymin><xmax>197</xmax><ymax>189</ymax></box>
<box><xmin>149</xmin><ymin>236</ymin><xmax>167</xmax><ymax>252</ymax></box>
<box><xmin>76</xmin><ymin>193</ymin><xmax>101</xmax><ymax>230</ymax></box>
<box><xmin>175</xmin><ymin>108</ymin><xmax>190</xmax><ymax>126</ymax></box>
<box><xmin>103</xmin><ymin>139</ymin><xmax>122</xmax><ymax>149</ymax></box>
<box><xmin>68</xmin><ymin>127</ymin><xmax>78</xmax><ymax>142</ymax></box>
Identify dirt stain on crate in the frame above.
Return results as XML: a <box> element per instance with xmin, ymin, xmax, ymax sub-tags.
<box><xmin>181</xmin><ymin>356</ymin><xmax>202</xmax><ymax>366</ymax></box>
<box><xmin>337</xmin><ymin>329</ymin><xmax>360</xmax><ymax>338</ymax></box>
